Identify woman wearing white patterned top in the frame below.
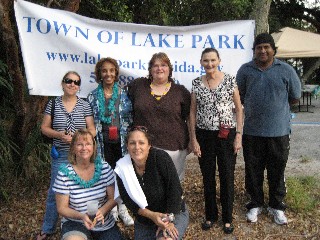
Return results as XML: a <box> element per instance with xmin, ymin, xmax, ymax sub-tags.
<box><xmin>189</xmin><ymin>48</ymin><xmax>243</xmax><ymax>234</ymax></box>
<box><xmin>53</xmin><ymin>129</ymin><xmax>124</xmax><ymax>240</ymax></box>
<box><xmin>37</xmin><ymin>71</ymin><xmax>96</xmax><ymax>240</ymax></box>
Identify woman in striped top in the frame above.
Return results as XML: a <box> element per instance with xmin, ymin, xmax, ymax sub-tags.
<box><xmin>37</xmin><ymin>71</ymin><xmax>96</xmax><ymax>240</ymax></box>
<box><xmin>53</xmin><ymin>129</ymin><xmax>124</xmax><ymax>240</ymax></box>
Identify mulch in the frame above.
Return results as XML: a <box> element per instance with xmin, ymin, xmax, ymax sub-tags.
<box><xmin>0</xmin><ymin>156</ymin><xmax>319</xmax><ymax>240</ymax></box>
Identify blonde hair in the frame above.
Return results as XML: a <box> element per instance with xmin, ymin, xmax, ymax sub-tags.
<box><xmin>68</xmin><ymin>129</ymin><xmax>97</xmax><ymax>164</ymax></box>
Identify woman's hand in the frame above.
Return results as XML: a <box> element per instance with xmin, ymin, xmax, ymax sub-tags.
<box><xmin>149</xmin><ymin>211</ymin><xmax>169</xmax><ymax>228</ymax></box>
<box><xmin>192</xmin><ymin>138</ymin><xmax>201</xmax><ymax>157</ymax></box>
<box><xmin>156</xmin><ymin>223</ymin><xmax>179</xmax><ymax>240</ymax></box>
<box><xmin>82</xmin><ymin>214</ymin><xmax>95</xmax><ymax>230</ymax></box>
<box><xmin>164</xmin><ymin>223</ymin><xmax>179</xmax><ymax>240</ymax></box>
<box><xmin>233</xmin><ymin>133</ymin><xmax>242</xmax><ymax>154</ymax></box>
<box><xmin>138</xmin><ymin>209</ymin><xmax>174</xmax><ymax>231</ymax></box>
<box><xmin>83</xmin><ymin>209</ymin><xmax>105</xmax><ymax>230</ymax></box>
<box><xmin>95</xmin><ymin>209</ymin><xmax>105</xmax><ymax>225</ymax></box>
<box><xmin>59</xmin><ymin>131</ymin><xmax>73</xmax><ymax>144</ymax></box>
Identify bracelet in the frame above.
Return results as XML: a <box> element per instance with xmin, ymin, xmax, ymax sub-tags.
<box><xmin>236</xmin><ymin>131</ymin><xmax>242</xmax><ymax>135</ymax></box>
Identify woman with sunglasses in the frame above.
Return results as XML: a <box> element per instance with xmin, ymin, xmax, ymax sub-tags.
<box><xmin>115</xmin><ymin>126</ymin><xmax>189</xmax><ymax>240</ymax></box>
<box><xmin>37</xmin><ymin>71</ymin><xmax>96</xmax><ymax>240</ymax></box>
<box><xmin>128</xmin><ymin>52</ymin><xmax>191</xmax><ymax>181</ymax></box>
<box><xmin>87</xmin><ymin>57</ymin><xmax>134</xmax><ymax>226</ymax></box>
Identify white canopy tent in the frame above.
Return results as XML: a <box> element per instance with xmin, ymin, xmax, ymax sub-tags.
<box><xmin>271</xmin><ymin>27</ymin><xmax>320</xmax><ymax>84</ymax></box>
<box><xmin>271</xmin><ymin>27</ymin><xmax>320</xmax><ymax>58</ymax></box>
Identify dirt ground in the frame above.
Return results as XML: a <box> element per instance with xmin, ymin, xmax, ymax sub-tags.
<box><xmin>0</xmin><ymin>155</ymin><xmax>319</xmax><ymax>240</ymax></box>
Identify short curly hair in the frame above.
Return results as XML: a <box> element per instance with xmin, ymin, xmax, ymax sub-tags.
<box><xmin>94</xmin><ymin>57</ymin><xmax>119</xmax><ymax>84</ymax></box>
<box><xmin>148</xmin><ymin>52</ymin><xmax>173</xmax><ymax>82</ymax></box>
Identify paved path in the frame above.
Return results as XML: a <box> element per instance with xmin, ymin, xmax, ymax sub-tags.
<box><xmin>186</xmin><ymin>97</ymin><xmax>320</xmax><ymax>177</ymax></box>
<box><xmin>287</xmin><ymin>97</ymin><xmax>320</xmax><ymax>176</ymax></box>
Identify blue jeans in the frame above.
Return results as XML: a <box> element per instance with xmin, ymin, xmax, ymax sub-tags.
<box><xmin>134</xmin><ymin>207</ymin><xmax>189</xmax><ymax>240</ymax></box>
<box><xmin>61</xmin><ymin>220</ymin><xmax>125</xmax><ymax>240</ymax></box>
<box><xmin>41</xmin><ymin>149</ymin><xmax>68</xmax><ymax>234</ymax></box>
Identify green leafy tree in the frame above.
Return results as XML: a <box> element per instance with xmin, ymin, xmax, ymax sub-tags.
<box><xmin>271</xmin><ymin>0</ymin><xmax>320</xmax><ymax>33</ymax></box>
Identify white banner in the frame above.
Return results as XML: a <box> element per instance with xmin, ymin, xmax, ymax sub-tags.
<box><xmin>14</xmin><ymin>0</ymin><xmax>255</xmax><ymax>97</ymax></box>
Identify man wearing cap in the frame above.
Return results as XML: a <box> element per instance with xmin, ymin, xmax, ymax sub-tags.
<box><xmin>236</xmin><ymin>33</ymin><xmax>301</xmax><ymax>225</ymax></box>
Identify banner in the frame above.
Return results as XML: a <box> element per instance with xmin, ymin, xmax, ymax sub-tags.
<box><xmin>14</xmin><ymin>0</ymin><xmax>255</xmax><ymax>97</ymax></box>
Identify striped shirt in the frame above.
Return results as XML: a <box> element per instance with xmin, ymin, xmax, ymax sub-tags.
<box><xmin>44</xmin><ymin>96</ymin><xmax>93</xmax><ymax>151</ymax></box>
<box><xmin>53</xmin><ymin>162</ymin><xmax>116</xmax><ymax>231</ymax></box>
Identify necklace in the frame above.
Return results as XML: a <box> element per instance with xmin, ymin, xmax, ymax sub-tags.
<box><xmin>97</xmin><ymin>82</ymin><xmax>119</xmax><ymax>124</ymax></box>
<box><xmin>150</xmin><ymin>81</ymin><xmax>171</xmax><ymax>100</ymax></box>
<box><xmin>206</xmin><ymin>73</ymin><xmax>220</xmax><ymax>90</ymax></box>
<box><xmin>134</xmin><ymin>163</ymin><xmax>146</xmax><ymax>186</ymax></box>
<box><xmin>206</xmin><ymin>75</ymin><xmax>215</xmax><ymax>89</ymax></box>
<box><xmin>59</xmin><ymin>156</ymin><xmax>103</xmax><ymax>188</ymax></box>
<box><xmin>134</xmin><ymin>162</ymin><xmax>145</xmax><ymax>172</ymax></box>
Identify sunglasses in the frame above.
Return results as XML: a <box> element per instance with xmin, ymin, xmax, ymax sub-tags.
<box><xmin>129</xmin><ymin>126</ymin><xmax>148</xmax><ymax>133</ymax></box>
<box><xmin>63</xmin><ymin>78</ymin><xmax>81</xmax><ymax>86</ymax></box>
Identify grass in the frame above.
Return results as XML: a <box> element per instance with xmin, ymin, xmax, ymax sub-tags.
<box><xmin>286</xmin><ymin>176</ymin><xmax>320</xmax><ymax>212</ymax></box>
<box><xmin>299</xmin><ymin>155</ymin><xmax>312</xmax><ymax>163</ymax></box>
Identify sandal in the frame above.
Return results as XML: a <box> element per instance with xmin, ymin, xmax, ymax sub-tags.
<box><xmin>36</xmin><ymin>231</ymin><xmax>47</xmax><ymax>240</ymax></box>
<box><xmin>201</xmin><ymin>220</ymin><xmax>214</xmax><ymax>230</ymax></box>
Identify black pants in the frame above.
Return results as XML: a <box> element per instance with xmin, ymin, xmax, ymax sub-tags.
<box><xmin>196</xmin><ymin>127</ymin><xmax>236</xmax><ymax>224</ymax></box>
<box><xmin>102</xmin><ymin>124</ymin><xmax>122</xmax><ymax>169</ymax></box>
<box><xmin>243</xmin><ymin>135</ymin><xmax>289</xmax><ymax>210</ymax></box>
<box><xmin>103</xmin><ymin>140</ymin><xmax>122</xmax><ymax>169</ymax></box>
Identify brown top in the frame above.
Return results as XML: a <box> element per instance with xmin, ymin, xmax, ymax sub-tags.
<box><xmin>128</xmin><ymin>77</ymin><xmax>191</xmax><ymax>150</ymax></box>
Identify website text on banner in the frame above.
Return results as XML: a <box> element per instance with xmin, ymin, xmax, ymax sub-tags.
<box><xmin>14</xmin><ymin>0</ymin><xmax>255</xmax><ymax>97</ymax></box>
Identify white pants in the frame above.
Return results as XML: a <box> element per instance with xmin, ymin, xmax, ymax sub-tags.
<box><xmin>162</xmin><ymin>148</ymin><xmax>188</xmax><ymax>181</ymax></box>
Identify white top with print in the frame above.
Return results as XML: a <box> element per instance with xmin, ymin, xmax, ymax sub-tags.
<box><xmin>192</xmin><ymin>73</ymin><xmax>237</xmax><ymax>131</ymax></box>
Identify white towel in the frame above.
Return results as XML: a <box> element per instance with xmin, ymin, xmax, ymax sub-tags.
<box><xmin>114</xmin><ymin>154</ymin><xmax>148</xmax><ymax>209</ymax></box>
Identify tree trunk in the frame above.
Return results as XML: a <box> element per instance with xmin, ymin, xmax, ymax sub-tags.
<box><xmin>1</xmin><ymin>0</ymin><xmax>26</xmax><ymax>167</ymax></box>
<box><xmin>302</xmin><ymin>58</ymin><xmax>320</xmax><ymax>85</ymax></box>
<box><xmin>0</xmin><ymin>0</ymin><xmax>80</xmax><ymax>174</ymax></box>
<box><xmin>250</xmin><ymin>0</ymin><xmax>272</xmax><ymax>35</ymax></box>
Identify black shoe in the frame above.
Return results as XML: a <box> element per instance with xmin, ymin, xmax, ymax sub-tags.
<box><xmin>223</xmin><ymin>223</ymin><xmax>234</xmax><ymax>234</ymax></box>
<box><xmin>201</xmin><ymin>220</ymin><xmax>214</xmax><ymax>230</ymax></box>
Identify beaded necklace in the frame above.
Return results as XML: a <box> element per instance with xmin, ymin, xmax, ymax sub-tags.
<box><xmin>97</xmin><ymin>82</ymin><xmax>119</xmax><ymax>124</ymax></box>
<box><xmin>150</xmin><ymin>81</ymin><xmax>171</xmax><ymax>100</ymax></box>
<box><xmin>59</xmin><ymin>157</ymin><xmax>103</xmax><ymax>188</ymax></box>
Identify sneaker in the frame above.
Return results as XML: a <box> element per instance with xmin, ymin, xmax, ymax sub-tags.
<box><xmin>246</xmin><ymin>207</ymin><xmax>262</xmax><ymax>223</ymax></box>
<box><xmin>119</xmin><ymin>205</ymin><xmax>134</xmax><ymax>226</ymax></box>
<box><xmin>111</xmin><ymin>206</ymin><xmax>119</xmax><ymax>222</ymax></box>
<box><xmin>268</xmin><ymin>207</ymin><xmax>288</xmax><ymax>225</ymax></box>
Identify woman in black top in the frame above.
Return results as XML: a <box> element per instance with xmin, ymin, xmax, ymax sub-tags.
<box><xmin>115</xmin><ymin>126</ymin><xmax>189</xmax><ymax>240</ymax></box>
